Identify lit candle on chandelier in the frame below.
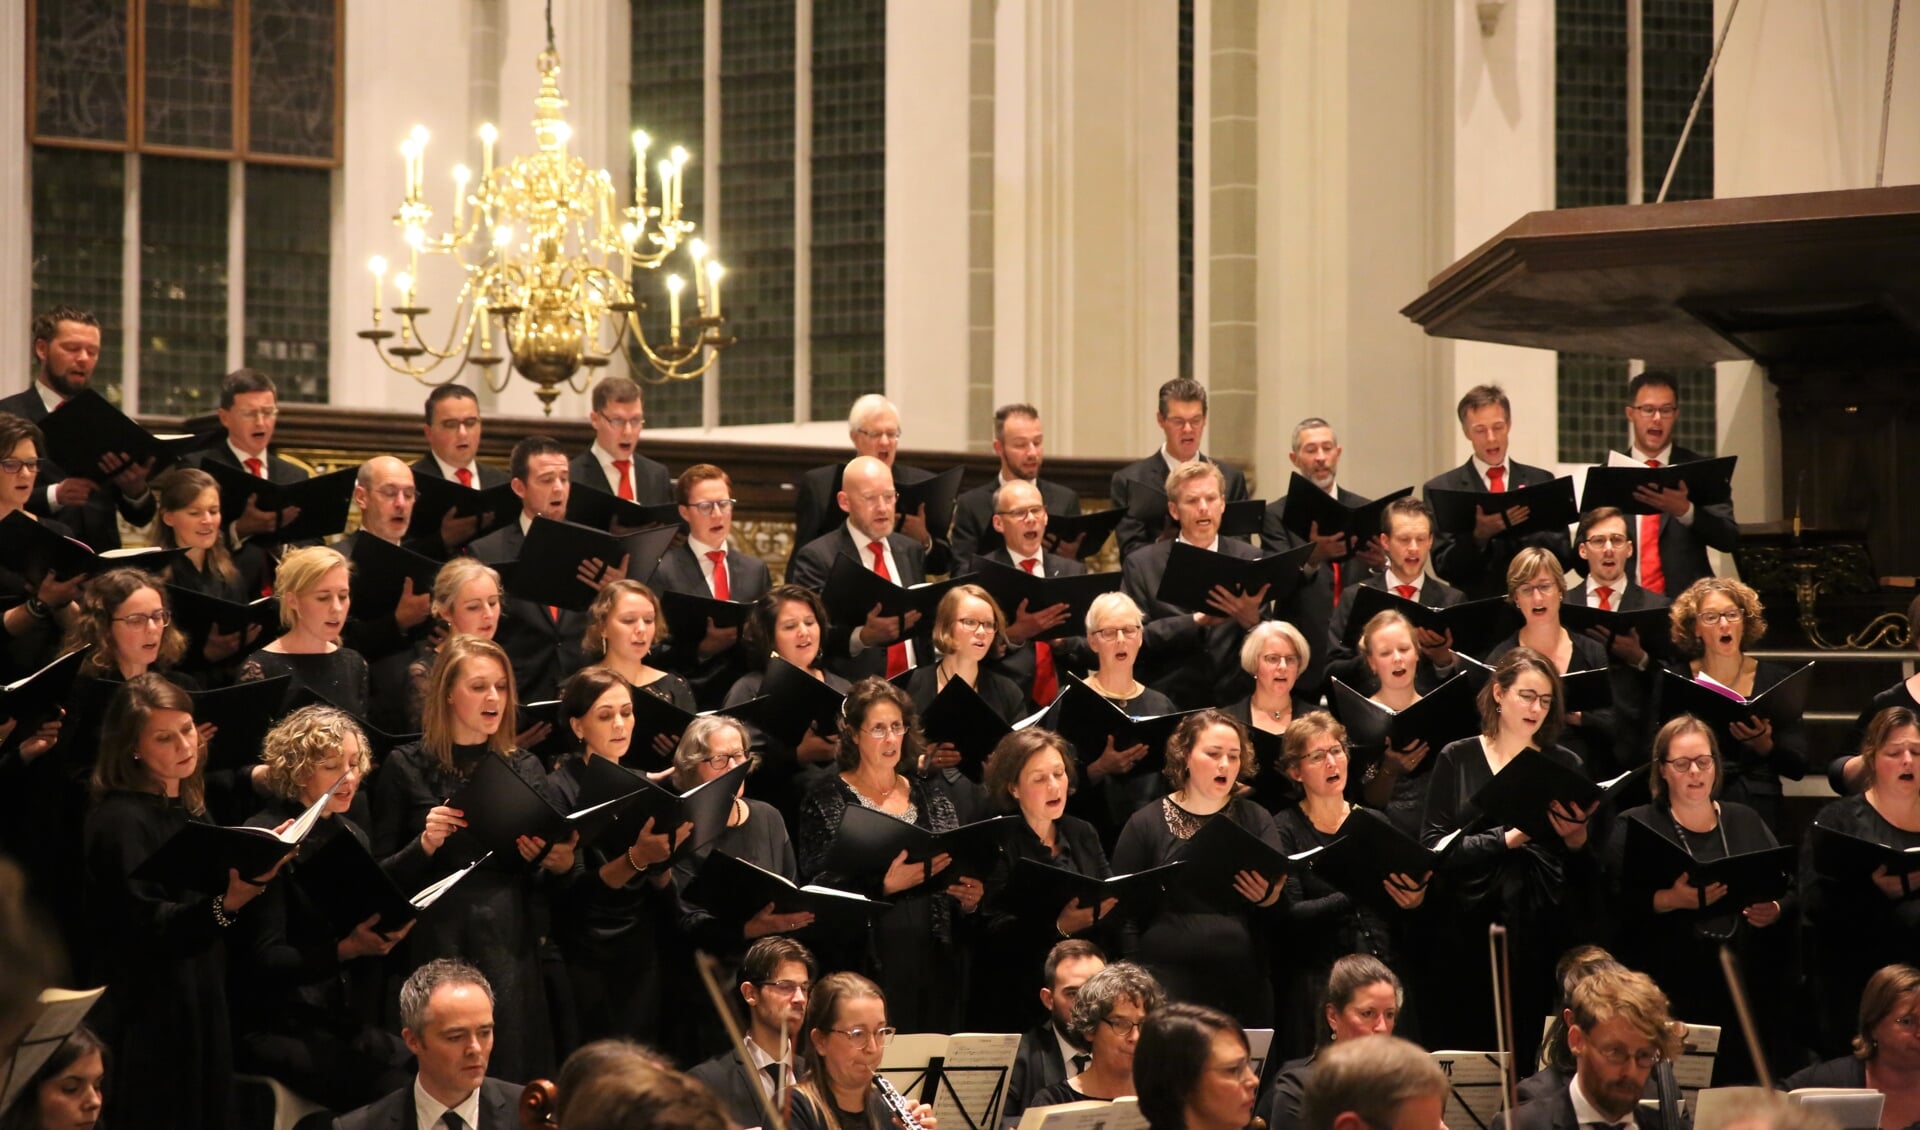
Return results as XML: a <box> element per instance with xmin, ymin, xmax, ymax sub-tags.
<box><xmin>632</xmin><ymin>130</ymin><xmax>650</xmax><ymax>210</ymax></box>
<box><xmin>657</xmin><ymin>158</ymin><xmax>675</xmax><ymax>219</ymax></box>
<box><xmin>367</xmin><ymin>256</ymin><xmax>388</xmax><ymax>324</ymax></box>
<box><xmin>452</xmin><ymin>165</ymin><xmax>471</xmax><ymax>228</ymax></box>
<box><xmin>706</xmin><ymin>261</ymin><xmax>724</xmax><ymax>321</ymax></box>
<box><xmin>409</xmin><ymin>125</ymin><xmax>430</xmax><ymax>201</ymax></box>
<box><xmin>671</xmin><ymin>146</ymin><xmax>689</xmax><ymax>216</ymax></box>
<box><xmin>479</xmin><ymin>122</ymin><xmax>498</xmax><ymax>178</ymax></box>
<box><xmin>689</xmin><ymin>240</ymin><xmax>708</xmax><ymax>306</ymax></box>
<box><xmin>666</xmin><ymin>274</ymin><xmax>684</xmax><ymax>345</ymax></box>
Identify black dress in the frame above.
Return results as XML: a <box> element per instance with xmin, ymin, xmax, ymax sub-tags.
<box><xmin>1419</xmin><ymin>737</ymin><xmax>1603</xmax><ymax>1055</ymax></box>
<box><xmin>372</xmin><ymin>739</ymin><xmax>577</xmax><ymax>1082</ymax></box>
<box><xmin>1800</xmin><ymin>793</ymin><xmax>1920</xmax><ymax>1057</ymax></box>
<box><xmin>904</xmin><ymin>663</ymin><xmax>1030</xmax><ymax>824</ymax></box>
<box><xmin>1223</xmin><ymin>696</ymin><xmax>1314</xmax><ymax>813</ymax></box>
<box><xmin>1067</xmin><ymin>682</ymin><xmax>1178</xmax><ymax>852</ymax></box>
<box><xmin>971</xmin><ymin>814</ymin><xmax>1113</xmax><ymax>1034</ymax></box>
<box><xmin>82</xmin><ymin>790</ymin><xmax>244</xmax><ymax>1129</ymax></box>
<box><xmin>165</xmin><ymin>548</ymin><xmax>269</xmax><ymax>684</ymax></box>
<box><xmin>723</xmin><ymin>666</ymin><xmax>851</xmax><ymax>826</ymax></box>
<box><xmin>1650</xmin><ymin>659</ymin><xmax>1810</xmax><ymax>831</ymax></box>
<box><xmin>0</xmin><ymin>514</ymin><xmax>75</xmax><ymax>682</ymax></box>
<box><xmin>1606</xmin><ymin>802</ymin><xmax>1794</xmax><ymax>1084</ymax></box>
<box><xmin>230</xmin><ymin>799</ymin><xmax>411</xmax><ymax>1110</ymax></box>
<box><xmin>1834</xmin><ymin>679</ymin><xmax>1920</xmax><ymax>793</ymax></box>
<box><xmin>1111</xmin><ymin>795</ymin><xmax>1285</xmax><ymax>1029</ymax></box>
<box><xmin>1486</xmin><ymin>632</ymin><xmax>1623</xmax><ymax>781</ymax></box>
<box><xmin>796</xmin><ymin>773</ymin><xmax>965</xmax><ymax>1035</ymax></box>
<box><xmin>238</xmin><ymin>645</ymin><xmax>371</xmax><ymax>717</ymax></box>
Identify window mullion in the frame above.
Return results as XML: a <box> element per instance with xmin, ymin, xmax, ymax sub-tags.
<box><xmin>227</xmin><ymin>160</ymin><xmax>245</xmax><ymax>373</ymax></box>
<box><xmin>122</xmin><ymin>152</ymin><xmax>142</xmax><ymax>414</ymax></box>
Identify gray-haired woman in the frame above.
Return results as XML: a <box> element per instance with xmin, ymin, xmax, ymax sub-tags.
<box><xmin>1025</xmin><ymin>962</ymin><xmax>1167</xmax><ymax>1108</ymax></box>
<box><xmin>671</xmin><ymin>714</ymin><xmax>809</xmax><ymax>944</ymax></box>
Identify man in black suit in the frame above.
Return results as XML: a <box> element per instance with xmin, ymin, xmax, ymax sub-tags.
<box><xmin>569</xmin><ymin>375</ymin><xmax>672</xmax><ymax>506</ymax></box>
<box><xmin>1109</xmin><ymin>377</ymin><xmax>1251</xmax><ymax>561</ymax></box>
<box><xmin>1004</xmin><ymin>940</ymin><xmax>1105</xmax><ymax>1130</ymax></box>
<box><xmin>470</xmin><ymin>436</ymin><xmax>593</xmax><ymax>701</ymax></box>
<box><xmin>1</xmin><ymin>306</ymin><xmax>156</xmax><ymax>550</ymax></box>
<box><xmin>686</xmin><ymin>937</ymin><xmax>816</xmax><ymax>1129</ymax></box>
<box><xmin>1121</xmin><ymin>460</ymin><xmax>1270</xmax><ymax>708</ymax></box>
<box><xmin>1570</xmin><ymin>506</ymin><xmax>1671</xmax><ymax>776</ymax></box>
<box><xmin>974</xmin><ymin>478</ymin><xmax>1089</xmax><ymax>708</ymax></box>
<box><xmin>1325</xmin><ymin>497</ymin><xmax>1466</xmax><ymax>695</ymax></box>
<box><xmin>1616</xmin><ymin>370</ymin><xmax>1737</xmax><ymax>598</ymax></box>
<box><xmin>191</xmin><ymin>368</ymin><xmax>312</xmax><ymax>551</ymax></box>
<box><xmin>648</xmin><ymin>463</ymin><xmax>771</xmax><ymax>708</ymax></box>
<box><xmin>334</xmin><ymin>959</ymin><xmax>521</xmax><ymax>1130</ymax></box>
<box><xmin>950</xmin><ymin>403</ymin><xmax>1082</xmax><ymax>561</ymax></box>
<box><xmin>1425</xmin><ymin>383</ymin><xmax>1574</xmax><ymax>600</ymax></box>
<box><xmin>1260</xmin><ymin>418</ymin><xmax>1388</xmax><ymax>701</ymax></box>
<box><xmin>784</xmin><ymin>455</ymin><xmax>929</xmax><ymax>681</ymax></box>
<box><xmin>411</xmin><ymin>385</ymin><xmax>508</xmax><ymax>556</ymax></box>
<box><xmin>791</xmin><ymin>393</ymin><xmax>951</xmax><ymax>571</ymax></box>
<box><xmin>1491</xmin><ymin>969</ymin><xmax>1680</xmax><ymax>1130</ymax></box>
<box><xmin>1300</xmin><ymin>1034</ymin><xmax>1451</xmax><ymax>1130</ymax></box>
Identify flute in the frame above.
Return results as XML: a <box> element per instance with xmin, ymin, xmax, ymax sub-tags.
<box><xmin>872</xmin><ymin>1073</ymin><xmax>928</xmax><ymax>1130</ymax></box>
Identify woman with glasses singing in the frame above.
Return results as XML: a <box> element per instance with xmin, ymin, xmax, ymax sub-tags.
<box><xmin>1070</xmin><ymin>592</ymin><xmax>1182</xmax><ymax>848</ymax></box>
<box><xmin>1606</xmin><ymin>714</ymin><xmax>1789</xmax><ymax>1083</ymax></box>
<box><xmin>796</xmin><ymin>677</ymin><xmax>978</xmax><ymax>1035</ymax></box>
<box><xmin>724</xmin><ymin>585</ymin><xmax>851</xmax><ymax>821</ymax></box>
<box><xmin>1802</xmin><ymin>707</ymin><xmax>1920</xmax><ymax>1060</ymax></box>
<box><xmin>1222</xmin><ymin>621</ymin><xmax>1314</xmax><ymax>811</ymax></box>
<box><xmin>1025</xmin><ymin>962</ymin><xmax>1166</xmax><ymax>1109</ymax></box>
<box><xmin>0</xmin><ymin>413</ymin><xmax>83</xmax><ymax>680</ymax></box>
<box><xmin>1656</xmin><ymin>577</ymin><xmax>1809</xmax><ymax>829</ymax></box>
<box><xmin>1487</xmin><ymin>547</ymin><xmax>1620</xmax><ymax>780</ymax></box>
<box><xmin>1270</xmin><ymin>713</ymin><xmax>1427</xmax><ymax>1060</ymax></box>
<box><xmin>787</xmin><ymin>972</ymin><xmax>938</xmax><ymax>1130</ymax></box>
<box><xmin>584</xmin><ymin>579</ymin><xmax>696</xmax><ymax>765</ymax></box>
<box><xmin>904</xmin><ymin>584</ymin><xmax>1029</xmax><ymax>821</ymax></box>
<box><xmin>1419</xmin><ymin>647</ymin><xmax>1600</xmax><ymax>1055</ymax></box>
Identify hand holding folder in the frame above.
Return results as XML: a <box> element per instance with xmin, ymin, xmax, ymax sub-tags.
<box><xmin>1466</xmin><ymin>749</ymin><xmax>1634</xmax><ymax>847</ymax></box>
<box><xmin>1154</xmin><ymin>541</ymin><xmax>1313</xmax><ymax>617</ymax></box>
<box><xmin>1179</xmin><ymin>815</ymin><xmax>1318</xmax><ymax>913</ymax></box>
<box><xmin>1278</xmin><ymin>474</ymin><xmax>1415</xmax><ymax>542</ymax></box>
<box><xmin>1620</xmin><ymin>816</ymin><xmax>1792</xmax><ymax>909</ymax></box>
<box><xmin>1428</xmin><ymin>476</ymin><xmax>1578</xmax><ymax>540</ymax></box>
<box><xmin>201</xmin><ymin>461</ymin><xmax>360</xmax><ymax>543</ymax></box>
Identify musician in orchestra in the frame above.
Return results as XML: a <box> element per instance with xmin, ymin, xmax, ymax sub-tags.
<box><xmin>1222</xmin><ymin>620</ymin><xmax>1315</xmax><ymax>811</ymax></box>
<box><xmin>1133</xmin><ymin>1002</ymin><xmax>1260</xmax><ymax>1130</ymax></box>
<box><xmin>1351</xmin><ymin>611</ymin><xmax>1438</xmax><ymax>833</ymax></box>
<box><xmin>1606</xmin><ymin>715</ymin><xmax>1790</xmax><ymax>1083</ymax></box>
<box><xmin>1491</xmin><ymin>967</ymin><xmax>1684</xmax><ymax>1130</ymax></box>
<box><xmin>1004</xmin><ymin>940</ymin><xmax>1108</xmax><ymax>1130</ymax></box>
<box><xmin>334</xmin><ymin>959</ymin><xmax>522</xmax><ymax>1130</ymax></box>
<box><xmin>1112</xmin><ymin>709</ymin><xmax>1286</xmax><ymax>1030</ymax></box>
<box><xmin>0</xmin><ymin>1026</ymin><xmax>107</xmax><ymax>1130</ymax></box>
<box><xmin>1519</xmin><ymin>945</ymin><xmax>1626</xmax><ymax>1104</ymax></box>
<box><xmin>1419</xmin><ymin>647</ymin><xmax>1600</xmax><ymax>1055</ymax></box>
<box><xmin>1259</xmin><ymin>955</ymin><xmax>1405</xmax><ymax>1130</ymax></box>
<box><xmin>686</xmin><ymin>936</ymin><xmax>819</xmax><ymax>1129</ymax></box>
<box><xmin>554</xmin><ymin>1038</ymin><xmax>735</xmax><ymax>1130</ymax></box>
<box><xmin>1024</xmin><ymin>962</ymin><xmax>1166</xmax><ymax>1108</ymax></box>
<box><xmin>1272</xmin><ymin>715</ymin><xmax>1426</xmax><ymax>1058</ymax></box>
<box><xmin>723</xmin><ymin>584</ymin><xmax>850</xmax><ymax>819</ymax></box>
<box><xmin>1781</xmin><ymin>961</ymin><xmax>1920</xmax><ymax>1130</ymax></box>
<box><xmin>787</xmin><ymin>972</ymin><xmax>938</xmax><ymax>1130</ymax></box>
<box><xmin>1485</xmin><ymin>547</ymin><xmax>1619</xmax><ymax>780</ymax></box>
<box><xmin>971</xmin><ymin>730</ymin><xmax>1114</xmax><ymax>1034</ymax></box>
<box><xmin>795</xmin><ymin>677</ymin><xmax>978</xmax><ymax>1035</ymax></box>
<box><xmin>1802</xmin><ymin>707</ymin><xmax>1920</xmax><ymax>1059</ymax></box>
<box><xmin>1067</xmin><ymin>591</ymin><xmax>1180</xmax><ymax>848</ymax></box>
<box><xmin>1300</xmin><ymin>1034</ymin><xmax>1450</xmax><ymax>1130</ymax></box>
<box><xmin>1658</xmin><ymin>577</ymin><xmax>1809</xmax><ymax>830</ymax></box>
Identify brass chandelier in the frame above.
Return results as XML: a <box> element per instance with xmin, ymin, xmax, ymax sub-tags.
<box><xmin>359</xmin><ymin>7</ymin><xmax>729</xmax><ymax>414</ymax></box>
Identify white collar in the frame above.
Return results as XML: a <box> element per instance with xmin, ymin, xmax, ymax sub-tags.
<box><xmin>592</xmin><ymin>441</ymin><xmax>632</xmax><ymax>467</ymax></box>
<box><xmin>34</xmin><ymin>381</ymin><xmax>62</xmax><ymax>415</ymax></box>
<box><xmin>413</xmin><ymin>1074</ymin><xmax>482</xmax><ymax>1130</ymax></box>
<box><xmin>1629</xmin><ymin>442</ymin><xmax>1674</xmax><ymax>466</ymax></box>
<box><xmin>1178</xmin><ymin>533</ymin><xmax>1220</xmax><ymax>553</ymax></box>
<box><xmin>519</xmin><ymin>511</ymin><xmax>536</xmax><ymax>535</ymax></box>
<box><xmin>1053</xmin><ymin>1024</ymin><xmax>1087</xmax><ymax>1081</ymax></box>
<box><xmin>1160</xmin><ymin>445</ymin><xmax>1203</xmax><ymax>473</ymax></box>
<box><xmin>687</xmin><ymin>533</ymin><xmax>726</xmax><ymax>559</ymax></box>
<box><xmin>847</xmin><ymin>519</ymin><xmax>888</xmax><ymax>552</ymax></box>
<box><xmin>1470</xmin><ymin>454</ymin><xmax>1508</xmax><ymax>483</ymax></box>
<box><xmin>1008</xmin><ymin>545</ymin><xmax>1045</xmax><ymax>572</ymax></box>
<box><xmin>1385</xmin><ymin>567</ymin><xmax>1425</xmax><ymax>591</ymax></box>
<box><xmin>229</xmin><ymin>440</ymin><xmax>270</xmax><ymax>469</ymax></box>
<box><xmin>434</xmin><ymin>453</ymin><xmax>479</xmax><ymax>481</ymax></box>
<box><xmin>1569</xmin><ymin>1074</ymin><xmax>1635</xmax><ymax>1129</ymax></box>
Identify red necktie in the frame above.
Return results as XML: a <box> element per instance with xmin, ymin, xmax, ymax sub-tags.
<box><xmin>1020</xmin><ymin>558</ymin><xmax>1059</xmax><ymax>706</ymax></box>
<box><xmin>1639</xmin><ymin>459</ymin><xmax>1666</xmax><ymax>595</ymax></box>
<box><xmin>612</xmin><ymin>459</ymin><xmax>634</xmax><ymax>501</ymax></box>
<box><xmin>707</xmin><ymin>551</ymin><xmax>730</xmax><ymax>601</ymax></box>
<box><xmin>455</xmin><ymin>467</ymin><xmax>474</xmax><ymax>488</ymax></box>
<box><xmin>1330</xmin><ymin>562</ymin><xmax>1343</xmax><ymax>606</ymax></box>
<box><xmin>1487</xmin><ymin>466</ymin><xmax>1506</xmax><ymax>493</ymax></box>
<box><xmin>548</xmin><ymin>605</ymin><xmax>561</xmax><ymax>625</ymax></box>
<box><xmin>1596</xmin><ymin>586</ymin><xmax>1613</xmax><ymax>611</ymax></box>
<box><xmin>1394</xmin><ymin>584</ymin><xmax>1417</xmax><ymax>600</ymax></box>
<box><xmin>868</xmin><ymin>540</ymin><xmax>910</xmax><ymax>678</ymax></box>
<box><xmin>244</xmin><ymin>457</ymin><xmax>264</xmax><ymax>478</ymax></box>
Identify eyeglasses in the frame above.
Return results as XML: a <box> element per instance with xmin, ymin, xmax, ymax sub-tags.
<box><xmin>756</xmin><ymin>979</ymin><xmax>811</xmax><ymax>998</ymax></box>
<box><xmin>1512</xmin><ymin>689</ymin><xmax>1554</xmax><ymax>709</ymax></box>
<box><xmin>855</xmin><ymin>428</ymin><xmax>903</xmax><ymax>443</ymax></box>
<box><xmin>686</xmin><ymin>499</ymin><xmax>736</xmax><ymax>516</ymax></box>
<box><xmin>1207</xmin><ymin>1056</ymin><xmax>1256</xmax><ymax>1080</ymax></box>
<box><xmin>1301</xmin><ymin>745</ymin><xmax>1348</xmax><ymax>766</ymax></box>
<box><xmin>1161</xmin><ymin>414</ymin><xmax>1206</xmax><ymax>431</ymax></box>
<box><xmin>861</xmin><ymin>722</ymin><xmax>908</xmax><ymax>740</ymax></box>
<box><xmin>1590</xmin><ymin>1042</ymin><xmax>1663</xmax><ymax>1069</ymax></box>
<box><xmin>599</xmin><ymin>413</ymin><xmax>646</xmax><ymax>431</ymax></box>
<box><xmin>113</xmin><ymin>609</ymin><xmax>174</xmax><ymax>628</ymax></box>
<box><xmin>829</xmin><ymin>1026</ymin><xmax>896</xmax><ymax>1047</ymax></box>
<box><xmin>1697</xmin><ymin>610</ymin><xmax>1744</xmax><ymax>626</ymax></box>
<box><xmin>1091</xmin><ymin>626</ymin><xmax>1142</xmax><ymax>642</ymax></box>
<box><xmin>1515</xmin><ymin>582</ymin><xmax>1561</xmax><ymax>598</ymax></box>
<box><xmin>1664</xmin><ymin>755</ymin><xmax>1714</xmax><ymax>773</ymax></box>
<box><xmin>956</xmin><ymin>617</ymin><xmax>994</xmax><ymax>634</ymax></box>
<box><xmin>0</xmin><ymin>458</ymin><xmax>47</xmax><ymax>475</ymax></box>
<box><xmin>854</xmin><ymin>490</ymin><xmax>899</xmax><ymax>506</ymax></box>
<box><xmin>701</xmin><ymin>752</ymin><xmax>749</xmax><ymax>771</ymax></box>
<box><xmin>1583</xmin><ymin>534</ymin><xmax>1630</xmax><ymax>548</ymax></box>
<box><xmin>1099</xmin><ymin>1016</ymin><xmax>1145</xmax><ymax>1036</ymax></box>
<box><xmin>371</xmin><ymin>487</ymin><xmax>418</xmax><ymax>502</ymax></box>
<box><xmin>1260</xmin><ymin>653</ymin><xmax>1301</xmax><ymax>668</ymax></box>
<box><xmin>996</xmin><ymin>505</ymin><xmax>1046</xmax><ymax>521</ymax></box>
<box><xmin>1628</xmin><ymin>404</ymin><xmax>1680</xmax><ymax>419</ymax></box>
<box><xmin>233</xmin><ymin>408</ymin><xmax>279</xmax><ymax>422</ymax></box>
<box><xmin>435</xmin><ymin>416</ymin><xmax>482</xmax><ymax>432</ymax></box>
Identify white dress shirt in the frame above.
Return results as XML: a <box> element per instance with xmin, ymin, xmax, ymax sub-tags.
<box><xmin>687</xmin><ymin>533</ymin><xmax>729</xmax><ymax>596</ymax></box>
<box><xmin>1470</xmin><ymin>454</ymin><xmax>1510</xmax><ymax>491</ymax></box>
<box><xmin>1008</xmin><ymin>546</ymin><xmax>1046</xmax><ymax>576</ymax></box>
<box><xmin>590</xmin><ymin>441</ymin><xmax>632</xmax><ymax>497</ymax></box>
<box><xmin>434</xmin><ymin>453</ymin><xmax>483</xmax><ymax>485</ymax></box>
<box><xmin>1568</xmin><ymin>1074</ymin><xmax>1636</xmax><ymax>1129</ymax></box>
<box><xmin>412</xmin><ymin>1075</ymin><xmax>482</xmax><ymax>1130</ymax></box>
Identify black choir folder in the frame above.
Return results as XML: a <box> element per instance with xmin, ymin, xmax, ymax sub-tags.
<box><xmin>495</xmin><ymin>517</ymin><xmax>682</xmax><ymax>612</ymax></box>
<box><xmin>821</xmin><ymin>555</ymin><xmax>974</xmax><ymax>626</ymax></box>
<box><xmin>131</xmin><ymin>776</ymin><xmax>341</xmax><ymax>893</ymax></box>
<box><xmin>405</xmin><ymin>475</ymin><xmax>519</xmax><ymax>544</ymax></box>
<box><xmin>1427</xmin><ymin>476</ymin><xmax>1579</xmax><ymax>540</ymax></box>
<box><xmin>1180</xmin><ymin>815</ymin><xmax>1320</xmax><ymax>913</ymax></box>
<box><xmin>1277</xmin><ymin>475</ymin><xmax>1415</xmax><ymax>541</ymax></box>
<box><xmin>346</xmin><ymin>533</ymin><xmax>443</xmax><ymax>621</ymax></box>
<box><xmin>569</xmin><ymin>755</ymin><xmax>750</xmax><ymax>862</ymax></box>
<box><xmin>681</xmin><ymin>851</ymin><xmax>884</xmax><ymax>938</ymax></box>
<box><xmin>1154</xmin><ymin>540</ymin><xmax>1313</xmax><ymax>616</ymax></box>
<box><xmin>1338</xmin><ymin>586</ymin><xmax>1521</xmax><ymax>661</ymax></box>
<box><xmin>1041</xmin><ymin>680</ymin><xmax>1198</xmax><ymax>781</ymax></box>
<box><xmin>1579</xmin><ymin>455</ymin><xmax>1738</xmax><ymax>515</ymax></box>
<box><xmin>1466</xmin><ymin>749</ymin><xmax>1635</xmax><ymax>845</ymax></box>
<box><xmin>1043</xmin><ymin>507</ymin><xmax>1126</xmax><ymax>560</ymax></box>
<box><xmin>1656</xmin><ymin>664</ymin><xmax>1814</xmax><ymax>730</ymax></box>
<box><xmin>0</xmin><ymin>512</ymin><xmax>184</xmax><ymax>581</ymax></box>
<box><xmin>907</xmin><ymin>675</ymin><xmax>1013</xmax><ymax>779</ymax></box>
<box><xmin>970</xmin><ymin>559</ymin><xmax>1121</xmax><ymax>642</ymax></box>
<box><xmin>1001</xmin><ymin>859</ymin><xmax>1184</xmax><ymax>924</ymax></box>
<box><xmin>292</xmin><ymin>826</ymin><xmax>420</xmax><ymax>935</ymax></box>
<box><xmin>1809</xmin><ymin>823</ymin><xmax>1920</xmax><ymax>879</ymax></box>
<box><xmin>821</xmin><ymin>807</ymin><xmax>1016</xmax><ymax>885</ymax></box>
<box><xmin>1557</xmin><ymin>669</ymin><xmax>1615</xmax><ymax>716</ymax></box>
<box><xmin>1557</xmin><ymin>603</ymin><xmax>1675</xmax><ymax>657</ymax></box>
<box><xmin>0</xmin><ymin>648</ymin><xmax>90</xmax><ymax>744</ymax></box>
<box><xmin>200</xmin><ymin>460</ymin><xmax>359</xmax><ymax>543</ymax></box>
<box><xmin>36</xmin><ymin>390</ymin><xmax>215</xmax><ymax>478</ymax></box>
<box><xmin>658</xmin><ymin>589</ymin><xmax>755</xmax><ymax>648</ymax></box>
<box><xmin>896</xmin><ymin>466</ymin><xmax>967</xmax><ymax>531</ymax></box>
<box><xmin>1304</xmin><ymin>809</ymin><xmax>1460</xmax><ymax>902</ymax></box>
<box><xmin>1329</xmin><ymin>675</ymin><xmax>1480</xmax><ymax>767</ymax></box>
<box><xmin>167</xmin><ymin>585</ymin><xmax>281</xmax><ymax>648</ymax></box>
<box><xmin>191</xmin><ymin>675</ymin><xmax>295</xmax><ymax>771</ymax></box>
<box><xmin>566</xmin><ymin>484</ymin><xmax>686</xmax><ymax>535</ymax></box>
<box><xmin>1620</xmin><ymin>817</ymin><xmax>1793</xmax><ymax>906</ymax></box>
<box><xmin>724</xmin><ymin>656</ymin><xmax>848</xmax><ymax>750</ymax></box>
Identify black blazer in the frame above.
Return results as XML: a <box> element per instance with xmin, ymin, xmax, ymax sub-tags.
<box><xmin>568</xmin><ymin>449</ymin><xmax>672</xmax><ymax>506</ymax></box>
<box><xmin>1119</xmin><ymin>536</ymin><xmax>1264</xmax><ymax>709</ymax></box>
<box><xmin>973</xmin><ymin>548</ymin><xmax>1090</xmax><ymax>700</ymax></box>
<box><xmin>686</xmin><ymin>1050</ymin><xmax>786</xmax><ymax>1129</ymax></box>
<box><xmin>332</xmin><ymin>1076</ymin><xmax>522</xmax><ymax>1130</ymax></box>
<box><xmin>470</xmin><ymin>521</ymin><xmax>592</xmax><ymax>701</ymax></box>
<box><xmin>1566</xmin><ymin>580</ymin><xmax>1669</xmax><ymax>775</ymax></box>
<box><xmin>1004</xmin><ymin>1023</ymin><xmax>1071</xmax><ymax>1128</ymax></box>
<box><xmin>1567</xmin><ymin>578</ymin><xmax>1667</xmax><ymax>613</ymax></box>
<box><xmin>793</xmin><ymin>461</ymin><xmax>953</xmax><ymax>574</ymax></box>
<box><xmin>648</xmin><ymin>541</ymin><xmax>772</xmax><ymax>708</ymax></box>
<box><xmin>784</xmin><ymin>527</ymin><xmax>930</xmax><ymax>681</ymax></box>
<box><xmin>1490</xmin><ymin>1083</ymin><xmax>1668</xmax><ymax>1130</ymax></box>
<box><xmin>1423</xmin><ymin>459</ymin><xmax>1575</xmax><ymax>600</ymax></box>
<box><xmin>0</xmin><ymin>386</ymin><xmax>156</xmax><ymax>550</ymax></box>
<box><xmin>1625</xmin><ymin>444</ymin><xmax>1738</xmax><ymax>597</ymax></box>
<box><xmin>1323</xmin><ymin>569</ymin><xmax>1468</xmax><ymax>695</ymax></box>
<box><xmin>194</xmin><ymin>442</ymin><xmax>311</xmax><ymax>485</ymax></box>
<box><xmin>1260</xmin><ymin>487</ymin><xmax>1372</xmax><ymax>700</ymax></box>
<box><xmin>950</xmin><ymin>477</ymin><xmax>1082</xmax><ymax>560</ymax></box>
<box><xmin>1109</xmin><ymin>451</ymin><xmax>1250</xmax><ymax>561</ymax></box>
<box><xmin>410</xmin><ymin>453</ymin><xmax>509</xmax><ymax>488</ymax></box>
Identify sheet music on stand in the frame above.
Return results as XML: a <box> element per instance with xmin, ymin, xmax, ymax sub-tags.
<box><xmin>1</xmin><ymin>987</ymin><xmax>104</xmax><ymax>1113</ymax></box>
<box><xmin>881</xmin><ymin>1032</ymin><xmax>1021</xmax><ymax>1130</ymax></box>
<box><xmin>1429</xmin><ymin>1051</ymin><xmax>1509</xmax><ymax>1130</ymax></box>
<box><xmin>1012</xmin><ymin>1097</ymin><xmax>1148</xmax><ymax>1130</ymax></box>
<box><xmin>1669</xmin><ymin>1022</ymin><xmax>1721</xmax><ymax>1107</ymax></box>
<box><xmin>1244</xmin><ymin>1028</ymin><xmax>1274</xmax><ymax>1077</ymax></box>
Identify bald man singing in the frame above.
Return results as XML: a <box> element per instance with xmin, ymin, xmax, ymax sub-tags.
<box><xmin>784</xmin><ymin>455</ymin><xmax>932</xmax><ymax>681</ymax></box>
